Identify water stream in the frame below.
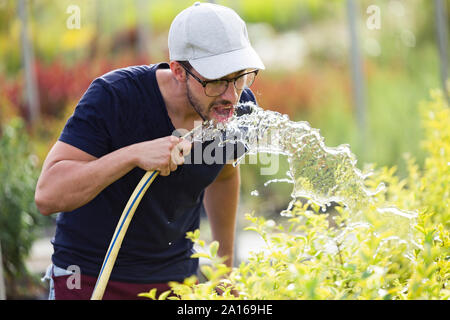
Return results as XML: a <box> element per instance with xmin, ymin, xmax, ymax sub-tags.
<box><xmin>184</xmin><ymin>101</ymin><xmax>418</xmax><ymax>250</ymax></box>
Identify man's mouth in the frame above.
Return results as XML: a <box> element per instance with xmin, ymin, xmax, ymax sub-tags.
<box><xmin>211</xmin><ymin>105</ymin><xmax>235</xmax><ymax>122</ymax></box>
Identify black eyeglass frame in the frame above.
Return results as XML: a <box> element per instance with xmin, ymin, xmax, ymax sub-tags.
<box><xmin>179</xmin><ymin>63</ymin><xmax>259</xmax><ymax>97</ymax></box>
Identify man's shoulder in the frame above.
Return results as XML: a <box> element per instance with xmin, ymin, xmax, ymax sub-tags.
<box><xmin>99</xmin><ymin>64</ymin><xmax>156</xmax><ymax>86</ymax></box>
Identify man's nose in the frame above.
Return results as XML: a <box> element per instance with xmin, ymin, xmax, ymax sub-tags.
<box><xmin>220</xmin><ymin>82</ymin><xmax>239</xmax><ymax>102</ymax></box>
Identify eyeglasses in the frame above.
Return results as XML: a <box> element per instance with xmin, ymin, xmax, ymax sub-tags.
<box><xmin>180</xmin><ymin>64</ymin><xmax>258</xmax><ymax>97</ymax></box>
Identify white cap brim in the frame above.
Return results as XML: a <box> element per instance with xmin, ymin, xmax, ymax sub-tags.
<box><xmin>189</xmin><ymin>46</ymin><xmax>265</xmax><ymax>80</ymax></box>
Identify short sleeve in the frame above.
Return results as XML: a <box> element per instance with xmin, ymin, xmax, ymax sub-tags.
<box><xmin>59</xmin><ymin>79</ymin><xmax>113</xmax><ymax>158</ymax></box>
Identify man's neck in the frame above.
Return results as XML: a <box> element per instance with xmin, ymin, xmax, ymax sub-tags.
<box><xmin>156</xmin><ymin>68</ymin><xmax>201</xmax><ymax>132</ymax></box>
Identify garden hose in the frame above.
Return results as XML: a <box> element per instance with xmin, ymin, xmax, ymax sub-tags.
<box><xmin>91</xmin><ymin>169</ymin><xmax>159</xmax><ymax>300</ymax></box>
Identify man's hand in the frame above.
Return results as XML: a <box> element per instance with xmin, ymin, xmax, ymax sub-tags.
<box><xmin>35</xmin><ymin>136</ymin><xmax>192</xmax><ymax>215</ymax></box>
<box><xmin>131</xmin><ymin>136</ymin><xmax>192</xmax><ymax>176</ymax></box>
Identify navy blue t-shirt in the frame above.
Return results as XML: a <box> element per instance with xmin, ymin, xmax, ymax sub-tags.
<box><xmin>52</xmin><ymin>63</ymin><xmax>256</xmax><ymax>283</ymax></box>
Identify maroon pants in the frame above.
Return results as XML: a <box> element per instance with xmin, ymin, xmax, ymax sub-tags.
<box><xmin>52</xmin><ymin>272</ymin><xmax>172</xmax><ymax>300</ymax></box>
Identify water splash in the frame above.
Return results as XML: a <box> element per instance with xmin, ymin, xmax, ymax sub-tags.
<box><xmin>263</xmin><ymin>178</ymin><xmax>293</xmax><ymax>187</ymax></box>
<box><xmin>185</xmin><ymin>101</ymin><xmax>418</xmax><ymax>249</ymax></box>
<box><xmin>187</xmin><ymin>102</ymin><xmax>380</xmax><ymax>210</ymax></box>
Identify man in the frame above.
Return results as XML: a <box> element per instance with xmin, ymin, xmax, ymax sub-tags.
<box><xmin>35</xmin><ymin>2</ymin><xmax>264</xmax><ymax>299</ymax></box>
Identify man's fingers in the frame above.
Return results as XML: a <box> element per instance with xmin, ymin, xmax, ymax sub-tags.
<box><xmin>171</xmin><ymin>139</ymin><xmax>192</xmax><ymax>166</ymax></box>
<box><xmin>169</xmin><ymin>158</ymin><xmax>178</xmax><ymax>172</ymax></box>
<box><xmin>159</xmin><ymin>167</ymin><xmax>170</xmax><ymax>176</ymax></box>
<box><xmin>179</xmin><ymin>139</ymin><xmax>192</xmax><ymax>157</ymax></box>
<box><xmin>171</xmin><ymin>145</ymin><xmax>184</xmax><ymax>166</ymax></box>
<box><xmin>155</xmin><ymin>137</ymin><xmax>192</xmax><ymax>175</ymax></box>
<box><xmin>171</xmin><ymin>148</ymin><xmax>184</xmax><ymax>166</ymax></box>
<box><xmin>158</xmin><ymin>156</ymin><xmax>171</xmax><ymax>175</ymax></box>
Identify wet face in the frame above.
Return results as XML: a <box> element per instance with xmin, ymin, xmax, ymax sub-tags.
<box><xmin>185</xmin><ymin>68</ymin><xmax>246</xmax><ymax>123</ymax></box>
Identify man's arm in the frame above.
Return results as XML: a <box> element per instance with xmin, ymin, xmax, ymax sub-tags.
<box><xmin>35</xmin><ymin>137</ymin><xmax>190</xmax><ymax>216</ymax></box>
<box><xmin>203</xmin><ymin>163</ymin><xmax>240</xmax><ymax>268</ymax></box>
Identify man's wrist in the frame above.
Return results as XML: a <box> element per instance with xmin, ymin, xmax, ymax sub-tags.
<box><xmin>123</xmin><ymin>143</ymin><xmax>140</xmax><ymax>169</ymax></box>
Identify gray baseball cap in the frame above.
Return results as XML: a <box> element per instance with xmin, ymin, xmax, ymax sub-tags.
<box><xmin>168</xmin><ymin>2</ymin><xmax>265</xmax><ymax>80</ymax></box>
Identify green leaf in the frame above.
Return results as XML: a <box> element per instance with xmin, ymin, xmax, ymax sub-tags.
<box><xmin>191</xmin><ymin>252</ymin><xmax>211</xmax><ymax>259</ymax></box>
<box><xmin>138</xmin><ymin>288</ymin><xmax>157</xmax><ymax>300</ymax></box>
<box><xmin>200</xmin><ymin>265</ymin><xmax>213</xmax><ymax>280</ymax></box>
<box><xmin>158</xmin><ymin>290</ymin><xmax>172</xmax><ymax>300</ymax></box>
<box><xmin>209</xmin><ymin>241</ymin><xmax>219</xmax><ymax>257</ymax></box>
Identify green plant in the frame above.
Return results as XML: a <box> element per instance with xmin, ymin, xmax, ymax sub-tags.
<box><xmin>140</xmin><ymin>90</ymin><xmax>449</xmax><ymax>300</ymax></box>
<box><xmin>0</xmin><ymin>118</ymin><xmax>46</xmax><ymax>298</ymax></box>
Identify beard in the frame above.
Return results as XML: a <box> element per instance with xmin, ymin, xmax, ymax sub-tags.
<box><xmin>186</xmin><ymin>80</ymin><xmax>236</xmax><ymax>123</ymax></box>
<box><xmin>186</xmin><ymin>81</ymin><xmax>208</xmax><ymax>121</ymax></box>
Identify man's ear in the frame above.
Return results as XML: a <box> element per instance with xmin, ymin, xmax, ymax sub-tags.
<box><xmin>169</xmin><ymin>61</ymin><xmax>187</xmax><ymax>82</ymax></box>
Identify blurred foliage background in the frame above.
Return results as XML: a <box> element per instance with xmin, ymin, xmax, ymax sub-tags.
<box><xmin>0</xmin><ymin>0</ymin><xmax>448</xmax><ymax>299</ymax></box>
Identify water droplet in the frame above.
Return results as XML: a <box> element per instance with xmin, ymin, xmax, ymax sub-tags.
<box><xmin>280</xmin><ymin>210</ymin><xmax>293</xmax><ymax>217</ymax></box>
<box><xmin>265</xmin><ymin>219</ymin><xmax>276</xmax><ymax>227</ymax></box>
